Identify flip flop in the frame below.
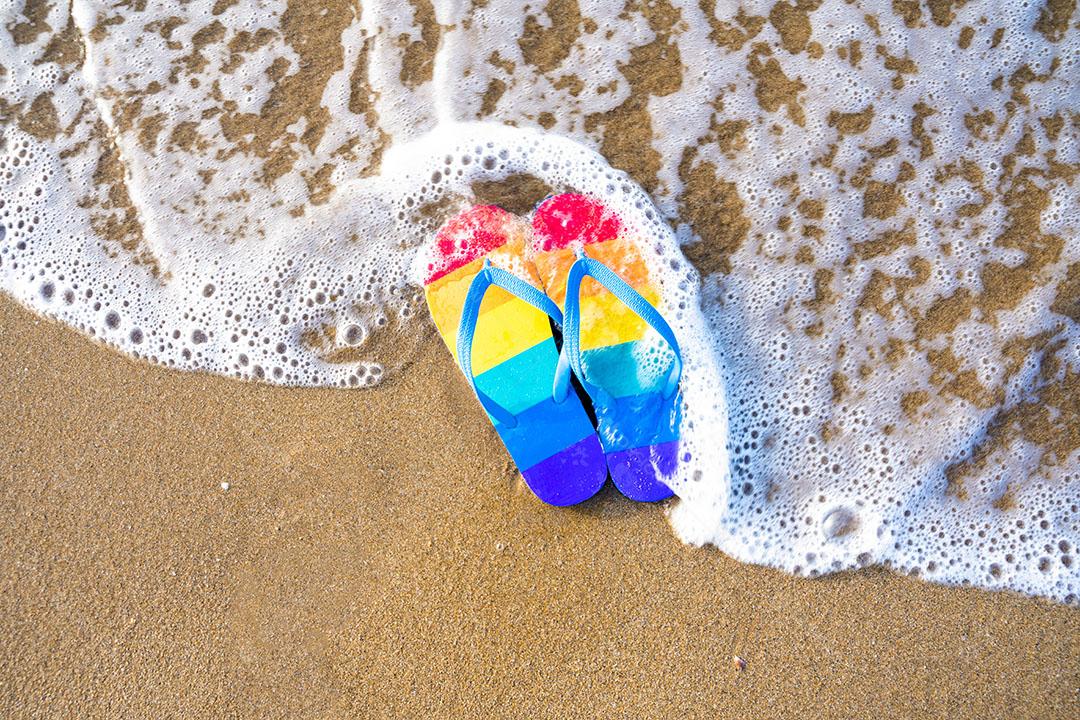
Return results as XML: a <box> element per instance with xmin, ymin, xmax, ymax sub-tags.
<box><xmin>423</xmin><ymin>205</ymin><xmax>607</xmax><ymax>506</ymax></box>
<box><xmin>530</xmin><ymin>194</ymin><xmax>682</xmax><ymax>502</ymax></box>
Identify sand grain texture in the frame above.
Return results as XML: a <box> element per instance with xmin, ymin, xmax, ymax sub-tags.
<box><xmin>0</xmin><ymin>298</ymin><xmax>1077</xmax><ymax>718</ymax></box>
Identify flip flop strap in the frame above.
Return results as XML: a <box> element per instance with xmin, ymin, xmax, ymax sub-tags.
<box><xmin>457</xmin><ymin>260</ymin><xmax>564</xmax><ymax>428</ymax></box>
<box><xmin>555</xmin><ymin>252</ymin><xmax>682</xmax><ymax>403</ymax></box>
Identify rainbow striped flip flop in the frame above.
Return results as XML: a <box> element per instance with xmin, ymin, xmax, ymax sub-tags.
<box><xmin>530</xmin><ymin>194</ymin><xmax>682</xmax><ymax>502</ymax></box>
<box><xmin>423</xmin><ymin>205</ymin><xmax>607</xmax><ymax>506</ymax></box>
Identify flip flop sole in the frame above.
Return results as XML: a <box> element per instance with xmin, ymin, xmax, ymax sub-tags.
<box><xmin>531</xmin><ymin>194</ymin><xmax>680</xmax><ymax>502</ymax></box>
<box><xmin>423</xmin><ymin>205</ymin><xmax>607</xmax><ymax>506</ymax></box>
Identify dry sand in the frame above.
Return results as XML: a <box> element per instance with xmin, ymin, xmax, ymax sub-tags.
<box><xmin>0</xmin><ymin>295</ymin><xmax>1077</xmax><ymax>718</ymax></box>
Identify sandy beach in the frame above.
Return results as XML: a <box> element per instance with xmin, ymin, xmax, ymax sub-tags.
<box><xmin>2</xmin><ymin>0</ymin><xmax>1078</xmax><ymax>715</ymax></box>
<box><xmin>2</xmin><ymin>296</ymin><xmax>1076</xmax><ymax>718</ymax></box>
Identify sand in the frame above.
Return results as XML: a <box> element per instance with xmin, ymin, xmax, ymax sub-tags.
<box><xmin>0</xmin><ymin>295</ymin><xmax>1077</xmax><ymax>718</ymax></box>
<box><xmin>2</xmin><ymin>0</ymin><xmax>1078</xmax><ymax>715</ymax></box>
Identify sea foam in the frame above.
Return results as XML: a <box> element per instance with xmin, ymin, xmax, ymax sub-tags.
<box><xmin>1</xmin><ymin>0</ymin><xmax>1077</xmax><ymax>602</ymax></box>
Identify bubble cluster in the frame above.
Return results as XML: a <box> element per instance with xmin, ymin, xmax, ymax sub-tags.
<box><xmin>1</xmin><ymin>0</ymin><xmax>1076</xmax><ymax>603</ymax></box>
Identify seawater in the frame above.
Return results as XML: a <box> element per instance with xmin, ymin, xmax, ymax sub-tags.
<box><xmin>1</xmin><ymin>0</ymin><xmax>1077</xmax><ymax>602</ymax></box>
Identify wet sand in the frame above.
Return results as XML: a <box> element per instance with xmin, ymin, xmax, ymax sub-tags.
<box><xmin>0</xmin><ymin>295</ymin><xmax>1077</xmax><ymax>718</ymax></box>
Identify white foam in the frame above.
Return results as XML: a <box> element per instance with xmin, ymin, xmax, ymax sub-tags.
<box><xmin>1</xmin><ymin>0</ymin><xmax>1077</xmax><ymax>603</ymax></box>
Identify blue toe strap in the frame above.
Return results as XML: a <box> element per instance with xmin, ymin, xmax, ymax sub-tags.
<box><xmin>554</xmin><ymin>251</ymin><xmax>682</xmax><ymax>403</ymax></box>
<box><xmin>457</xmin><ymin>260</ymin><xmax>564</xmax><ymax>428</ymax></box>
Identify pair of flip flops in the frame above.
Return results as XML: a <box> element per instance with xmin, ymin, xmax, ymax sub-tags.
<box><xmin>423</xmin><ymin>194</ymin><xmax>682</xmax><ymax>506</ymax></box>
